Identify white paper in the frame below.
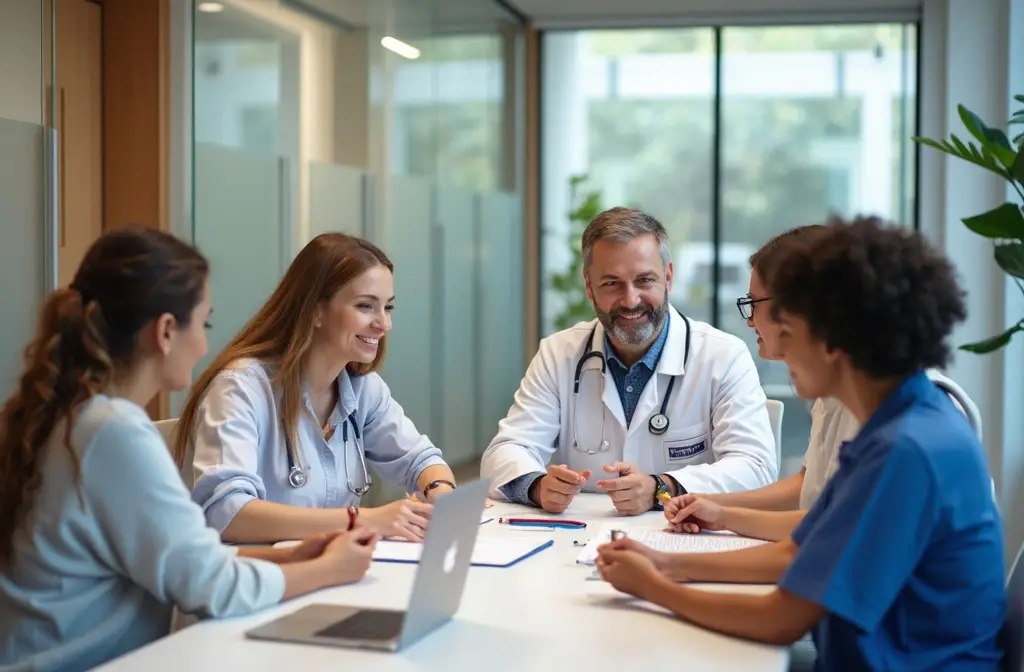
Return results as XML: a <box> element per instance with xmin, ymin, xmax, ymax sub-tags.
<box><xmin>373</xmin><ymin>536</ymin><xmax>552</xmax><ymax>567</ymax></box>
<box><xmin>574</xmin><ymin>524</ymin><xmax>768</xmax><ymax>565</ymax></box>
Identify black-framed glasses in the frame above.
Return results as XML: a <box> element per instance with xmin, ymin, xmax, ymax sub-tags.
<box><xmin>736</xmin><ymin>294</ymin><xmax>771</xmax><ymax>320</ymax></box>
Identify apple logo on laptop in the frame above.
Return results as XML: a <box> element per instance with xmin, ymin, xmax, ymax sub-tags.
<box><xmin>443</xmin><ymin>542</ymin><xmax>458</xmax><ymax>574</ymax></box>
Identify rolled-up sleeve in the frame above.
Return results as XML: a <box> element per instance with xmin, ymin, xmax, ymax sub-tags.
<box><xmin>361</xmin><ymin>374</ymin><xmax>447</xmax><ymax>493</ymax></box>
<box><xmin>190</xmin><ymin>371</ymin><xmax>268</xmax><ymax>533</ymax></box>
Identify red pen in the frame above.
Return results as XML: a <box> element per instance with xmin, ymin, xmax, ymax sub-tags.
<box><xmin>347</xmin><ymin>506</ymin><xmax>359</xmax><ymax>531</ymax></box>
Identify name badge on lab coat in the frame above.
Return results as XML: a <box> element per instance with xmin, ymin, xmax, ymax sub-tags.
<box><xmin>665</xmin><ymin>435</ymin><xmax>708</xmax><ymax>461</ymax></box>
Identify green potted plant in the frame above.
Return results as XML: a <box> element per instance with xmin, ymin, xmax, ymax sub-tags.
<box><xmin>913</xmin><ymin>95</ymin><xmax>1024</xmax><ymax>353</ymax></box>
<box><xmin>549</xmin><ymin>175</ymin><xmax>603</xmax><ymax>331</ymax></box>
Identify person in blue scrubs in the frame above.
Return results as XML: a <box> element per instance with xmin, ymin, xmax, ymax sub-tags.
<box><xmin>0</xmin><ymin>227</ymin><xmax>377</xmax><ymax>671</ymax></box>
<box><xmin>595</xmin><ymin>215</ymin><xmax>1006</xmax><ymax>670</ymax></box>
<box><xmin>175</xmin><ymin>233</ymin><xmax>458</xmax><ymax>544</ymax></box>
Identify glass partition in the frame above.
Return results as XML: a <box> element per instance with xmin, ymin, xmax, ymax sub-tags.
<box><xmin>190</xmin><ymin>0</ymin><xmax>525</xmax><ymax>504</ymax></box>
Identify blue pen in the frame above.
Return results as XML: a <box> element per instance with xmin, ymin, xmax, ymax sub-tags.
<box><xmin>498</xmin><ymin>516</ymin><xmax>586</xmax><ymax>529</ymax></box>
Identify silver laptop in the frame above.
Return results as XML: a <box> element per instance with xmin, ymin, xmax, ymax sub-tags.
<box><xmin>244</xmin><ymin>478</ymin><xmax>489</xmax><ymax>652</ymax></box>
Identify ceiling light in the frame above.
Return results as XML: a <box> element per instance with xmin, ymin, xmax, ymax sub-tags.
<box><xmin>381</xmin><ymin>36</ymin><xmax>420</xmax><ymax>60</ymax></box>
<box><xmin>198</xmin><ymin>2</ymin><xmax>225</xmax><ymax>12</ymax></box>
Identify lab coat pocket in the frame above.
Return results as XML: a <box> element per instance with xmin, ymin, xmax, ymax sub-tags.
<box><xmin>659</xmin><ymin>423</ymin><xmax>711</xmax><ymax>470</ymax></box>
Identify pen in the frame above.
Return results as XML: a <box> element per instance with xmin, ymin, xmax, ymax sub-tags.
<box><xmin>610</xmin><ymin>529</ymin><xmax>627</xmax><ymax>541</ymax></box>
<box><xmin>498</xmin><ymin>517</ymin><xmax>587</xmax><ymax>529</ymax></box>
<box><xmin>346</xmin><ymin>505</ymin><xmax>359</xmax><ymax>532</ymax></box>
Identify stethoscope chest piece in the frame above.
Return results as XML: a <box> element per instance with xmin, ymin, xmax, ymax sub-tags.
<box><xmin>288</xmin><ymin>465</ymin><xmax>307</xmax><ymax>488</ymax></box>
<box><xmin>648</xmin><ymin>412</ymin><xmax>670</xmax><ymax>435</ymax></box>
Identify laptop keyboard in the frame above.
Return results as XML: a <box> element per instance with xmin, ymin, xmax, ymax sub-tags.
<box><xmin>315</xmin><ymin>610</ymin><xmax>405</xmax><ymax>641</ymax></box>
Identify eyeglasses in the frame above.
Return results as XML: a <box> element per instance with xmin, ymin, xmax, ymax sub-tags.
<box><xmin>736</xmin><ymin>294</ymin><xmax>771</xmax><ymax>320</ymax></box>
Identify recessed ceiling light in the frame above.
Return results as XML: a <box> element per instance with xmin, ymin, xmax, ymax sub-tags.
<box><xmin>198</xmin><ymin>2</ymin><xmax>225</xmax><ymax>12</ymax></box>
<box><xmin>381</xmin><ymin>36</ymin><xmax>420</xmax><ymax>60</ymax></box>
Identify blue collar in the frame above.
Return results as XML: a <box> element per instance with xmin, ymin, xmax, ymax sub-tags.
<box><xmin>605</xmin><ymin>317</ymin><xmax>670</xmax><ymax>372</ymax></box>
<box><xmin>852</xmin><ymin>370</ymin><xmax>934</xmax><ymax>439</ymax></box>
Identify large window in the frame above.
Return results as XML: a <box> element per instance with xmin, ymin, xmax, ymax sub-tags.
<box><xmin>541</xmin><ymin>23</ymin><xmax>918</xmax><ymax>475</ymax></box>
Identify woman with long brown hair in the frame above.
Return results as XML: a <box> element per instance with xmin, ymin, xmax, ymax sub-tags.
<box><xmin>0</xmin><ymin>227</ymin><xmax>377</xmax><ymax>671</ymax></box>
<box><xmin>176</xmin><ymin>233</ymin><xmax>457</xmax><ymax>544</ymax></box>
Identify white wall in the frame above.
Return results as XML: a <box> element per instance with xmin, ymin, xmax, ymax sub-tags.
<box><xmin>919</xmin><ymin>0</ymin><xmax>1024</xmax><ymax>567</ymax></box>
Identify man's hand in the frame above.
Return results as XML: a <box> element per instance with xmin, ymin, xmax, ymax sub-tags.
<box><xmin>532</xmin><ymin>464</ymin><xmax>591</xmax><ymax>513</ymax></box>
<box><xmin>664</xmin><ymin>494</ymin><xmax>729</xmax><ymax>533</ymax></box>
<box><xmin>594</xmin><ymin>462</ymin><xmax>655</xmax><ymax>516</ymax></box>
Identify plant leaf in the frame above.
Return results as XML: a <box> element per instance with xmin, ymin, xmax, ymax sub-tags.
<box><xmin>962</xmin><ymin>202</ymin><xmax>1024</xmax><ymax>238</ymax></box>
<box><xmin>1015</xmin><ymin>94</ymin><xmax>1024</xmax><ymax>104</ymax></box>
<box><xmin>960</xmin><ymin>323</ymin><xmax>1024</xmax><ymax>354</ymax></box>
<box><xmin>995</xmin><ymin>242</ymin><xmax>1024</xmax><ymax>278</ymax></box>
<box><xmin>959</xmin><ymin>104</ymin><xmax>1017</xmax><ymax>169</ymax></box>
<box><xmin>1014</xmin><ymin>144</ymin><xmax>1024</xmax><ymax>183</ymax></box>
<box><xmin>914</xmin><ymin>135</ymin><xmax>1011</xmax><ymax>179</ymax></box>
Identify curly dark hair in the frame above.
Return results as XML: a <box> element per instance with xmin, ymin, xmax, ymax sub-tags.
<box><xmin>768</xmin><ymin>215</ymin><xmax>967</xmax><ymax>378</ymax></box>
<box><xmin>748</xmin><ymin>224</ymin><xmax>826</xmax><ymax>282</ymax></box>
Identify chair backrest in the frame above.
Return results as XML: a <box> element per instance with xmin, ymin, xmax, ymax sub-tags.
<box><xmin>765</xmin><ymin>399</ymin><xmax>784</xmax><ymax>468</ymax></box>
<box><xmin>153</xmin><ymin>418</ymin><xmax>192</xmax><ymax>488</ymax></box>
<box><xmin>1005</xmin><ymin>540</ymin><xmax>1024</xmax><ymax>672</ymax></box>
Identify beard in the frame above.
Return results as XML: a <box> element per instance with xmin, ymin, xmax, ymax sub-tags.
<box><xmin>594</xmin><ymin>291</ymin><xmax>669</xmax><ymax>346</ymax></box>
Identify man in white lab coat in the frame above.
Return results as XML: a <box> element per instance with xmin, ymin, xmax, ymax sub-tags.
<box><xmin>480</xmin><ymin>207</ymin><xmax>777</xmax><ymax>515</ymax></box>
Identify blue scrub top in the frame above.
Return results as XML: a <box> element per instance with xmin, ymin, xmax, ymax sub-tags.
<box><xmin>779</xmin><ymin>371</ymin><xmax>1006</xmax><ymax>670</ymax></box>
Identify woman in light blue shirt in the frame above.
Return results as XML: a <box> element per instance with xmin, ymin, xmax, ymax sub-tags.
<box><xmin>0</xmin><ymin>227</ymin><xmax>378</xmax><ymax>671</ymax></box>
<box><xmin>175</xmin><ymin>233</ymin><xmax>458</xmax><ymax>544</ymax></box>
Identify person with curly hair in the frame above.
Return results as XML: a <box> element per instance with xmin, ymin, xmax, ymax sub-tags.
<box><xmin>594</xmin><ymin>216</ymin><xmax>1005</xmax><ymax>670</ymax></box>
<box><xmin>0</xmin><ymin>227</ymin><xmax>378</xmax><ymax>671</ymax></box>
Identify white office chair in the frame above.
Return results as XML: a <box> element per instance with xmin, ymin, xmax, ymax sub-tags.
<box><xmin>765</xmin><ymin>399</ymin><xmax>784</xmax><ymax>470</ymax></box>
<box><xmin>1005</xmin><ymin>540</ymin><xmax>1024</xmax><ymax>672</ymax></box>
<box><xmin>153</xmin><ymin>418</ymin><xmax>192</xmax><ymax>488</ymax></box>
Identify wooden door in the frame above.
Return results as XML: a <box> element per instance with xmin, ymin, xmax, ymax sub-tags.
<box><xmin>55</xmin><ymin>0</ymin><xmax>103</xmax><ymax>287</ymax></box>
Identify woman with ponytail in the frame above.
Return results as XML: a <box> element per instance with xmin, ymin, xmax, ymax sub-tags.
<box><xmin>0</xmin><ymin>227</ymin><xmax>377</xmax><ymax>671</ymax></box>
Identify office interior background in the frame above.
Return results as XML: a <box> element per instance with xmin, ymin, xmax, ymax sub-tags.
<box><xmin>0</xmin><ymin>0</ymin><xmax>1021</xmax><ymax>564</ymax></box>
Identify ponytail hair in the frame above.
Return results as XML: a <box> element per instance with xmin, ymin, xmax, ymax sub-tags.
<box><xmin>0</xmin><ymin>226</ymin><xmax>208</xmax><ymax>566</ymax></box>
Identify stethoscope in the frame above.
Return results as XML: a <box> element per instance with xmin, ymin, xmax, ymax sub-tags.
<box><xmin>285</xmin><ymin>411</ymin><xmax>373</xmax><ymax>496</ymax></box>
<box><xmin>571</xmin><ymin>314</ymin><xmax>691</xmax><ymax>454</ymax></box>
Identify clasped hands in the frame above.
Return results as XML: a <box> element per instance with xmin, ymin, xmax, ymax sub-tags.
<box><xmin>531</xmin><ymin>461</ymin><xmax>656</xmax><ymax>515</ymax></box>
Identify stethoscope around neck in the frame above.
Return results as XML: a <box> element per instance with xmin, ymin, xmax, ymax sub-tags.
<box><xmin>285</xmin><ymin>411</ymin><xmax>373</xmax><ymax>496</ymax></box>
<box><xmin>571</xmin><ymin>313</ymin><xmax>692</xmax><ymax>454</ymax></box>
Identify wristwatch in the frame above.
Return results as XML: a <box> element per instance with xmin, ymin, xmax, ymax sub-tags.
<box><xmin>651</xmin><ymin>474</ymin><xmax>671</xmax><ymax>509</ymax></box>
<box><xmin>423</xmin><ymin>479</ymin><xmax>456</xmax><ymax>499</ymax></box>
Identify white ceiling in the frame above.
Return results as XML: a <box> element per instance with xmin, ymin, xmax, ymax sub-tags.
<box><xmin>502</xmin><ymin>0</ymin><xmax>922</xmax><ymax>28</ymax></box>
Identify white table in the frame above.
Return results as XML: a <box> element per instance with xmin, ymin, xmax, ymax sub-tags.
<box><xmin>96</xmin><ymin>495</ymin><xmax>788</xmax><ymax>671</ymax></box>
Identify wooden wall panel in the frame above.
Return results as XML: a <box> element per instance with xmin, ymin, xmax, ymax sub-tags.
<box><xmin>101</xmin><ymin>0</ymin><xmax>171</xmax><ymax>420</ymax></box>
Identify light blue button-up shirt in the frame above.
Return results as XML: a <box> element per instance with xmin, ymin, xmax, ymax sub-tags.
<box><xmin>190</xmin><ymin>358</ymin><xmax>448</xmax><ymax>532</ymax></box>
<box><xmin>0</xmin><ymin>395</ymin><xmax>284</xmax><ymax>671</ymax></box>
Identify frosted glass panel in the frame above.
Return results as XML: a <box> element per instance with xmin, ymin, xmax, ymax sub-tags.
<box><xmin>379</xmin><ymin>176</ymin><xmax>434</xmax><ymax>437</ymax></box>
<box><xmin>308</xmin><ymin>162</ymin><xmax>366</xmax><ymax>241</ymax></box>
<box><xmin>0</xmin><ymin>119</ymin><xmax>45</xmax><ymax>398</ymax></box>
<box><xmin>0</xmin><ymin>1</ymin><xmax>43</xmax><ymax>125</ymax></box>
<box><xmin>477</xmin><ymin>190</ymin><xmax>523</xmax><ymax>447</ymax></box>
<box><xmin>193</xmin><ymin>143</ymin><xmax>286</xmax><ymax>376</ymax></box>
<box><xmin>435</xmin><ymin>186</ymin><xmax>477</xmax><ymax>465</ymax></box>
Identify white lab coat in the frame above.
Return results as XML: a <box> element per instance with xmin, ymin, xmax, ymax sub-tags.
<box><xmin>480</xmin><ymin>306</ymin><xmax>778</xmax><ymax>499</ymax></box>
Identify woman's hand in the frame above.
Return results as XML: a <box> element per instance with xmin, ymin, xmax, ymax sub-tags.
<box><xmin>282</xmin><ymin>531</ymin><xmax>341</xmax><ymax>563</ymax></box>
<box><xmin>598</xmin><ymin>537</ymin><xmax>674</xmax><ymax>575</ymax></box>
<box><xmin>316</xmin><ymin>528</ymin><xmax>379</xmax><ymax>585</ymax></box>
<box><xmin>359</xmin><ymin>498</ymin><xmax>434</xmax><ymax>541</ymax></box>
<box><xmin>664</xmin><ymin>494</ymin><xmax>728</xmax><ymax>533</ymax></box>
<box><xmin>595</xmin><ymin>544</ymin><xmax>666</xmax><ymax>599</ymax></box>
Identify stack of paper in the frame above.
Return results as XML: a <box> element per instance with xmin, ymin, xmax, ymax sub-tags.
<box><xmin>575</xmin><ymin>524</ymin><xmax>768</xmax><ymax>565</ymax></box>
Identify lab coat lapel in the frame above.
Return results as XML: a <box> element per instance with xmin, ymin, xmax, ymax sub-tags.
<box><xmin>591</xmin><ymin>321</ymin><xmax>627</xmax><ymax>429</ymax></box>
<box><xmin>625</xmin><ymin>307</ymin><xmax>688</xmax><ymax>439</ymax></box>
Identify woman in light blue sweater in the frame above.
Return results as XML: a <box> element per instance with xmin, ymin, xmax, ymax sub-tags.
<box><xmin>0</xmin><ymin>227</ymin><xmax>379</xmax><ymax>671</ymax></box>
